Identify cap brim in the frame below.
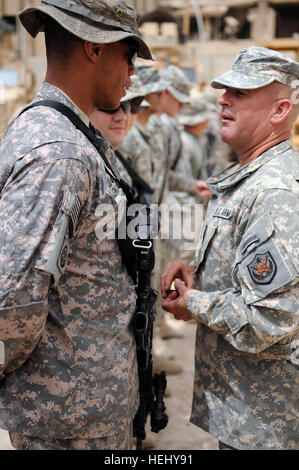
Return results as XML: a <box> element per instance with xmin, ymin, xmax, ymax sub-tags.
<box><xmin>142</xmin><ymin>79</ymin><xmax>168</xmax><ymax>96</ymax></box>
<box><xmin>210</xmin><ymin>69</ymin><xmax>274</xmax><ymax>90</ymax></box>
<box><xmin>18</xmin><ymin>5</ymin><xmax>154</xmax><ymax>60</ymax></box>
<box><xmin>178</xmin><ymin>112</ymin><xmax>212</xmax><ymax>126</ymax></box>
<box><xmin>168</xmin><ymin>86</ymin><xmax>190</xmax><ymax>104</ymax></box>
<box><xmin>121</xmin><ymin>90</ymin><xmax>145</xmax><ymax>102</ymax></box>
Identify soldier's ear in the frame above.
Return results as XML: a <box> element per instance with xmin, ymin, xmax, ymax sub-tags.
<box><xmin>84</xmin><ymin>42</ymin><xmax>104</xmax><ymax>63</ymax></box>
<box><xmin>270</xmin><ymin>98</ymin><xmax>292</xmax><ymax>124</ymax></box>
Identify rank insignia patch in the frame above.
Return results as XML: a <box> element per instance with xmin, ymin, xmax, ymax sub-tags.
<box><xmin>247</xmin><ymin>252</ymin><xmax>277</xmax><ymax>284</ymax></box>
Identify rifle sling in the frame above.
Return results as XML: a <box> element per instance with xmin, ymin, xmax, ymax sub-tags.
<box><xmin>17</xmin><ymin>100</ymin><xmax>135</xmax><ymax>203</ymax></box>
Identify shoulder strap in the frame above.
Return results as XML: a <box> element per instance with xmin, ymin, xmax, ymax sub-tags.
<box><xmin>170</xmin><ymin>139</ymin><xmax>183</xmax><ymax>171</ymax></box>
<box><xmin>18</xmin><ymin>100</ymin><xmax>135</xmax><ymax>204</ymax></box>
<box><xmin>115</xmin><ymin>150</ymin><xmax>153</xmax><ymax>195</ymax></box>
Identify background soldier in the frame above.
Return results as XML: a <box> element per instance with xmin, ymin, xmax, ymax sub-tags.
<box><xmin>122</xmin><ymin>63</ymin><xmax>168</xmax><ymax>205</ymax></box>
<box><xmin>90</xmin><ymin>76</ymin><xmax>155</xmax><ymax>207</ymax></box>
<box><xmin>0</xmin><ymin>0</ymin><xmax>153</xmax><ymax>450</ymax></box>
<box><xmin>155</xmin><ymin>66</ymin><xmax>212</xmax><ymax>342</ymax></box>
<box><xmin>178</xmin><ymin>97</ymin><xmax>213</xmax><ymax>183</ymax></box>
<box><xmin>161</xmin><ymin>47</ymin><xmax>299</xmax><ymax>450</ymax></box>
<box><xmin>198</xmin><ymin>90</ymin><xmax>237</xmax><ymax>176</ymax></box>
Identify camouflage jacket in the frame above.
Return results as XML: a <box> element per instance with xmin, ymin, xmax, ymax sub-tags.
<box><xmin>159</xmin><ymin>113</ymin><xmax>198</xmax><ymax>196</ymax></box>
<box><xmin>122</xmin><ymin>120</ymin><xmax>155</xmax><ymax>190</ymax></box>
<box><xmin>0</xmin><ymin>82</ymin><xmax>139</xmax><ymax>439</ymax></box>
<box><xmin>181</xmin><ymin>129</ymin><xmax>208</xmax><ymax>181</ymax></box>
<box><xmin>199</xmin><ymin>116</ymin><xmax>237</xmax><ymax>177</ymax></box>
<box><xmin>187</xmin><ymin>140</ymin><xmax>299</xmax><ymax>449</ymax></box>
<box><xmin>123</xmin><ymin>117</ymin><xmax>168</xmax><ymax>204</ymax></box>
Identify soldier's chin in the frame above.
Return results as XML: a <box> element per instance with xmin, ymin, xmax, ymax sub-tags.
<box><xmin>220</xmin><ymin>128</ymin><xmax>232</xmax><ymax>144</ymax></box>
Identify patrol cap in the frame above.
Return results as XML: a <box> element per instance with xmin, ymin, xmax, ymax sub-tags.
<box><xmin>18</xmin><ymin>0</ymin><xmax>153</xmax><ymax>60</ymax></box>
<box><xmin>211</xmin><ymin>46</ymin><xmax>299</xmax><ymax>90</ymax></box>
<box><xmin>135</xmin><ymin>63</ymin><xmax>168</xmax><ymax>95</ymax></box>
<box><xmin>200</xmin><ymin>90</ymin><xmax>220</xmax><ymax>112</ymax></box>
<box><xmin>161</xmin><ymin>65</ymin><xmax>192</xmax><ymax>103</ymax></box>
<box><xmin>178</xmin><ymin>97</ymin><xmax>213</xmax><ymax>127</ymax></box>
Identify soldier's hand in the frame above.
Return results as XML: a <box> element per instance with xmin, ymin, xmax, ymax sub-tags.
<box><xmin>162</xmin><ymin>279</ymin><xmax>192</xmax><ymax>322</ymax></box>
<box><xmin>195</xmin><ymin>180</ymin><xmax>212</xmax><ymax>199</ymax></box>
<box><xmin>160</xmin><ymin>260</ymin><xmax>194</xmax><ymax>298</ymax></box>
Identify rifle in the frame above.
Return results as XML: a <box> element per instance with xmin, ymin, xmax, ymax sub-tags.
<box><xmin>132</xmin><ymin>206</ymin><xmax>168</xmax><ymax>450</ymax></box>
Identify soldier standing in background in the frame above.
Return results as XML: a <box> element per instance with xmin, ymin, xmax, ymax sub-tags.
<box><xmin>199</xmin><ymin>89</ymin><xmax>238</xmax><ymax>175</ymax></box>
<box><xmin>90</xmin><ymin>76</ymin><xmax>154</xmax><ymax>205</ymax></box>
<box><xmin>122</xmin><ymin>64</ymin><xmax>169</xmax><ymax>206</ymax></box>
<box><xmin>161</xmin><ymin>47</ymin><xmax>299</xmax><ymax>450</ymax></box>
<box><xmin>123</xmin><ymin>64</ymin><xmax>185</xmax><ymax>373</ymax></box>
<box><xmin>155</xmin><ymin>66</ymin><xmax>212</xmax><ymax>341</ymax></box>
<box><xmin>0</xmin><ymin>0</ymin><xmax>153</xmax><ymax>450</ymax></box>
<box><xmin>178</xmin><ymin>97</ymin><xmax>212</xmax><ymax>183</ymax></box>
<box><xmin>90</xmin><ymin>74</ymin><xmax>146</xmax><ymax>188</ymax></box>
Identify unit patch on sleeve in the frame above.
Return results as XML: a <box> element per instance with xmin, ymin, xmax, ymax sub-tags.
<box><xmin>247</xmin><ymin>252</ymin><xmax>277</xmax><ymax>284</ymax></box>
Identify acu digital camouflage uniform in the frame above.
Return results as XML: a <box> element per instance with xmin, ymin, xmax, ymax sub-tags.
<box><xmin>187</xmin><ymin>47</ymin><xmax>299</xmax><ymax>450</ymax></box>
<box><xmin>0</xmin><ymin>0</ymin><xmax>153</xmax><ymax>449</ymax></box>
<box><xmin>197</xmin><ymin>90</ymin><xmax>236</xmax><ymax>176</ymax></box>
<box><xmin>122</xmin><ymin>64</ymin><xmax>168</xmax><ymax>205</ymax></box>
<box><xmin>0</xmin><ymin>81</ymin><xmax>139</xmax><ymax>442</ymax></box>
<box><xmin>159</xmin><ymin>66</ymin><xmax>201</xmax><ymax>267</ymax></box>
<box><xmin>179</xmin><ymin>97</ymin><xmax>210</xmax><ymax>182</ymax></box>
<box><xmin>114</xmin><ymin>75</ymin><xmax>147</xmax><ymax>188</ymax></box>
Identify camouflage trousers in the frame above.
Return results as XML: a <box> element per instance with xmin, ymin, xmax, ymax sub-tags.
<box><xmin>9</xmin><ymin>423</ymin><xmax>133</xmax><ymax>450</ymax></box>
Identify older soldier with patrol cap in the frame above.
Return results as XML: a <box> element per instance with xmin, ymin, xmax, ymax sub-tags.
<box><xmin>0</xmin><ymin>0</ymin><xmax>153</xmax><ymax>450</ymax></box>
<box><xmin>161</xmin><ymin>46</ymin><xmax>299</xmax><ymax>450</ymax></box>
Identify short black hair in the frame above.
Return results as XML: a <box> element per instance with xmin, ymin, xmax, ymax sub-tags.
<box><xmin>44</xmin><ymin>16</ymin><xmax>83</xmax><ymax>62</ymax></box>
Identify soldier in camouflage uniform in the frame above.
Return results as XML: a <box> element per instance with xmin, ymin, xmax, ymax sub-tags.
<box><xmin>155</xmin><ymin>67</ymin><xmax>212</xmax><ymax>341</ymax></box>
<box><xmin>178</xmin><ymin>97</ymin><xmax>212</xmax><ymax>182</ymax></box>
<box><xmin>0</xmin><ymin>0</ymin><xmax>153</xmax><ymax>451</ymax></box>
<box><xmin>198</xmin><ymin>90</ymin><xmax>237</xmax><ymax>176</ymax></box>
<box><xmin>161</xmin><ymin>47</ymin><xmax>299</xmax><ymax>450</ymax></box>
<box><xmin>90</xmin><ymin>75</ymin><xmax>154</xmax><ymax>203</ymax></box>
<box><xmin>158</xmin><ymin>65</ymin><xmax>206</xmax><ymax>197</ymax></box>
<box><xmin>122</xmin><ymin>64</ymin><xmax>169</xmax><ymax>205</ymax></box>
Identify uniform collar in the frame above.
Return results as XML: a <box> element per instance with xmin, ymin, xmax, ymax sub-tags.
<box><xmin>207</xmin><ymin>140</ymin><xmax>292</xmax><ymax>195</ymax></box>
<box><xmin>38</xmin><ymin>82</ymin><xmax>90</xmax><ymax>127</ymax></box>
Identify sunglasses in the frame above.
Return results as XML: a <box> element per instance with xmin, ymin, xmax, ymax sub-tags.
<box><xmin>98</xmin><ymin>101</ymin><xmax>131</xmax><ymax>115</ymax></box>
<box><xmin>130</xmin><ymin>96</ymin><xmax>144</xmax><ymax>114</ymax></box>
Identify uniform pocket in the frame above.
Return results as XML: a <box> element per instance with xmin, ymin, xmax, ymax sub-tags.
<box><xmin>194</xmin><ymin>220</ymin><xmax>218</xmax><ymax>272</ymax></box>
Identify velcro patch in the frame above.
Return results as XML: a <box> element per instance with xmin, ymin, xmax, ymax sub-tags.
<box><xmin>213</xmin><ymin>205</ymin><xmax>234</xmax><ymax>219</ymax></box>
<box><xmin>247</xmin><ymin>251</ymin><xmax>277</xmax><ymax>284</ymax></box>
<box><xmin>241</xmin><ymin>233</ymin><xmax>260</xmax><ymax>254</ymax></box>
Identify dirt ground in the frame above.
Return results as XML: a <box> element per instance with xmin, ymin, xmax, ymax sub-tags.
<box><xmin>0</xmin><ymin>319</ymin><xmax>218</xmax><ymax>451</ymax></box>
